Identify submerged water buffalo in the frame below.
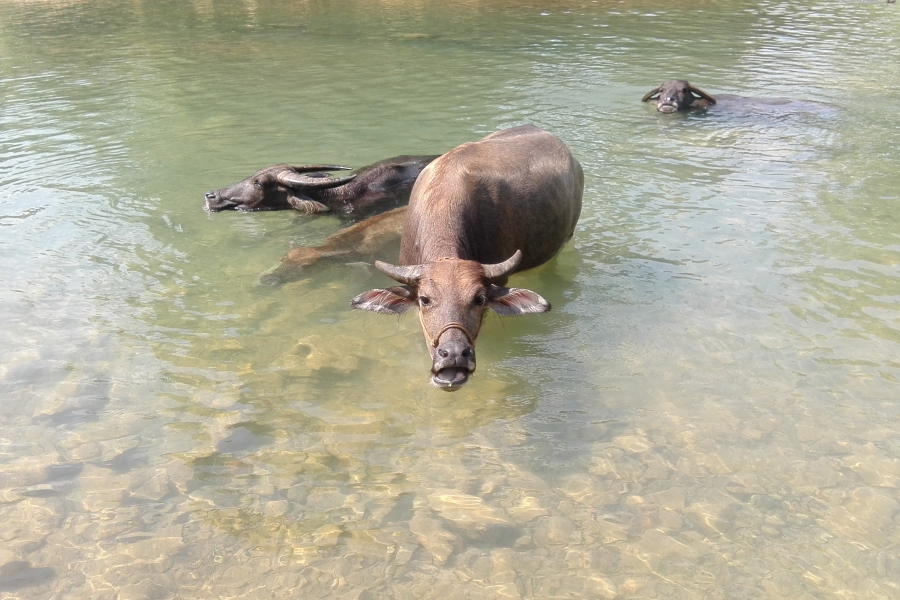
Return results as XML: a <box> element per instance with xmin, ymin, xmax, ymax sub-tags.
<box><xmin>260</xmin><ymin>206</ymin><xmax>407</xmax><ymax>286</ymax></box>
<box><xmin>642</xmin><ymin>79</ymin><xmax>717</xmax><ymax>113</ymax></box>
<box><xmin>642</xmin><ymin>79</ymin><xmax>832</xmax><ymax>116</ymax></box>
<box><xmin>350</xmin><ymin>125</ymin><xmax>583</xmax><ymax>391</ymax></box>
<box><xmin>204</xmin><ymin>154</ymin><xmax>440</xmax><ymax>217</ymax></box>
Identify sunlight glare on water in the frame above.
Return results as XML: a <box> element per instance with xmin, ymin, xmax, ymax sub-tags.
<box><xmin>1</xmin><ymin>0</ymin><xmax>899</xmax><ymax>598</ymax></box>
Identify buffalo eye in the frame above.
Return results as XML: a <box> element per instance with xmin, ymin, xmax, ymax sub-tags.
<box><xmin>472</xmin><ymin>294</ymin><xmax>487</xmax><ymax>307</ymax></box>
<box><xmin>253</xmin><ymin>180</ymin><xmax>263</xmax><ymax>189</ymax></box>
<box><xmin>418</xmin><ymin>296</ymin><xmax>431</xmax><ymax>307</ymax></box>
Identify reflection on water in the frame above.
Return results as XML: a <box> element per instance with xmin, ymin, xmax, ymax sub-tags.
<box><xmin>1</xmin><ymin>0</ymin><xmax>900</xmax><ymax>597</ymax></box>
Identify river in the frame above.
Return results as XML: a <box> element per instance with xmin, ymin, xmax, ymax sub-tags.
<box><xmin>1</xmin><ymin>0</ymin><xmax>899</xmax><ymax>597</ymax></box>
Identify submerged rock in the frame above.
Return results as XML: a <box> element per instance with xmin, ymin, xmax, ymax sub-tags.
<box><xmin>408</xmin><ymin>512</ymin><xmax>459</xmax><ymax>565</ymax></box>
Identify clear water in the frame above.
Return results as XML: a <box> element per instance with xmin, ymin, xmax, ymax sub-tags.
<box><xmin>2</xmin><ymin>0</ymin><xmax>899</xmax><ymax>597</ymax></box>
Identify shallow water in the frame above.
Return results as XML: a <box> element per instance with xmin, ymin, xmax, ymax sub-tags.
<box><xmin>2</xmin><ymin>0</ymin><xmax>900</xmax><ymax>598</ymax></box>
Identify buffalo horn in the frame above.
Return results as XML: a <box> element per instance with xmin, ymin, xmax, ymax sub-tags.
<box><xmin>688</xmin><ymin>84</ymin><xmax>717</xmax><ymax>104</ymax></box>
<box><xmin>374</xmin><ymin>261</ymin><xmax>423</xmax><ymax>286</ymax></box>
<box><xmin>293</xmin><ymin>164</ymin><xmax>353</xmax><ymax>173</ymax></box>
<box><xmin>482</xmin><ymin>250</ymin><xmax>522</xmax><ymax>283</ymax></box>
<box><xmin>641</xmin><ymin>86</ymin><xmax>661</xmax><ymax>102</ymax></box>
<box><xmin>277</xmin><ymin>168</ymin><xmax>357</xmax><ymax>189</ymax></box>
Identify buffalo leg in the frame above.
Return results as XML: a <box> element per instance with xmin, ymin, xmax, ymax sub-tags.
<box><xmin>260</xmin><ymin>207</ymin><xmax>407</xmax><ymax>285</ymax></box>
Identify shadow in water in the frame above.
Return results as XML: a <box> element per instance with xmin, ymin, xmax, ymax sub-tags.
<box><xmin>0</xmin><ymin>561</ymin><xmax>56</xmax><ymax>592</ymax></box>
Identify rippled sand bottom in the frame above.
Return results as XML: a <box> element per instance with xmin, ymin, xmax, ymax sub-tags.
<box><xmin>3</xmin><ymin>342</ymin><xmax>898</xmax><ymax>599</ymax></box>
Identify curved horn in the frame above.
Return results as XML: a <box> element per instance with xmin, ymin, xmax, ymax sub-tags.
<box><xmin>374</xmin><ymin>260</ymin><xmax>423</xmax><ymax>286</ymax></box>
<box><xmin>276</xmin><ymin>169</ymin><xmax>357</xmax><ymax>189</ymax></box>
<box><xmin>482</xmin><ymin>250</ymin><xmax>522</xmax><ymax>283</ymax></box>
<box><xmin>641</xmin><ymin>86</ymin><xmax>662</xmax><ymax>102</ymax></box>
<box><xmin>688</xmin><ymin>84</ymin><xmax>717</xmax><ymax>105</ymax></box>
<box><xmin>291</xmin><ymin>165</ymin><xmax>353</xmax><ymax>173</ymax></box>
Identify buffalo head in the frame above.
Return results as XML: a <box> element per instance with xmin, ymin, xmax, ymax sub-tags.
<box><xmin>642</xmin><ymin>80</ymin><xmax>716</xmax><ymax>113</ymax></box>
<box><xmin>204</xmin><ymin>165</ymin><xmax>355</xmax><ymax>212</ymax></box>
<box><xmin>350</xmin><ymin>250</ymin><xmax>549</xmax><ymax>391</ymax></box>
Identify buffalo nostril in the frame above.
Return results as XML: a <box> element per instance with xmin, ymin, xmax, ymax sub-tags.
<box><xmin>438</xmin><ymin>348</ymin><xmax>449</xmax><ymax>358</ymax></box>
<box><xmin>461</xmin><ymin>348</ymin><xmax>471</xmax><ymax>358</ymax></box>
<box><xmin>205</xmin><ymin>192</ymin><xmax>216</xmax><ymax>200</ymax></box>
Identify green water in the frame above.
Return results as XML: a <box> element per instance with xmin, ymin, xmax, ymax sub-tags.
<box><xmin>2</xmin><ymin>0</ymin><xmax>899</xmax><ymax>597</ymax></box>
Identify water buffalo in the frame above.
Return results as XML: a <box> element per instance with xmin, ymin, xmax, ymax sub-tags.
<box><xmin>642</xmin><ymin>80</ymin><xmax>834</xmax><ymax>117</ymax></box>
<box><xmin>204</xmin><ymin>154</ymin><xmax>440</xmax><ymax>217</ymax></box>
<box><xmin>350</xmin><ymin>125</ymin><xmax>583</xmax><ymax>391</ymax></box>
<box><xmin>642</xmin><ymin>79</ymin><xmax>717</xmax><ymax>113</ymax></box>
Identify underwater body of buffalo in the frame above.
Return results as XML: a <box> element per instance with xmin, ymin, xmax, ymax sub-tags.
<box><xmin>260</xmin><ymin>206</ymin><xmax>408</xmax><ymax>286</ymax></box>
<box><xmin>204</xmin><ymin>154</ymin><xmax>440</xmax><ymax>217</ymax></box>
<box><xmin>351</xmin><ymin>125</ymin><xmax>583</xmax><ymax>391</ymax></box>
<box><xmin>642</xmin><ymin>79</ymin><xmax>717</xmax><ymax>113</ymax></box>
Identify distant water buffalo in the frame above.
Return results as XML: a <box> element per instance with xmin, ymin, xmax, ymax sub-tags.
<box><xmin>351</xmin><ymin>125</ymin><xmax>583</xmax><ymax>391</ymax></box>
<box><xmin>204</xmin><ymin>155</ymin><xmax>440</xmax><ymax>217</ymax></box>
<box><xmin>642</xmin><ymin>80</ymin><xmax>717</xmax><ymax>113</ymax></box>
<box><xmin>641</xmin><ymin>79</ymin><xmax>829</xmax><ymax>116</ymax></box>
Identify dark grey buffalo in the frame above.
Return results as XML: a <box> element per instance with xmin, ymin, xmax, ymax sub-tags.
<box><xmin>642</xmin><ymin>80</ymin><xmax>717</xmax><ymax>113</ymax></box>
<box><xmin>642</xmin><ymin>79</ymin><xmax>832</xmax><ymax>116</ymax></box>
<box><xmin>204</xmin><ymin>155</ymin><xmax>440</xmax><ymax>217</ymax></box>
<box><xmin>350</xmin><ymin>125</ymin><xmax>583</xmax><ymax>391</ymax></box>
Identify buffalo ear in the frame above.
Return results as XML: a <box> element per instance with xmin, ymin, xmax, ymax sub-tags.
<box><xmin>351</xmin><ymin>286</ymin><xmax>416</xmax><ymax>315</ymax></box>
<box><xmin>488</xmin><ymin>286</ymin><xmax>550</xmax><ymax>316</ymax></box>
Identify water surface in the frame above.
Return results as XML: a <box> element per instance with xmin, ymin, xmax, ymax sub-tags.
<box><xmin>1</xmin><ymin>0</ymin><xmax>899</xmax><ymax>598</ymax></box>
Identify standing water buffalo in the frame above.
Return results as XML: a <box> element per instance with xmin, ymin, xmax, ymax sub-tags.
<box><xmin>350</xmin><ymin>125</ymin><xmax>583</xmax><ymax>391</ymax></box>
<box><xmin>204</xmin><ymin>154</ymin><xmax>440</xmax><ymax>217</ymax></box>
<box><xmin>642</xmin><ymin>79</ymin><xmax>717</xmax><ymax>113</ymax></box>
